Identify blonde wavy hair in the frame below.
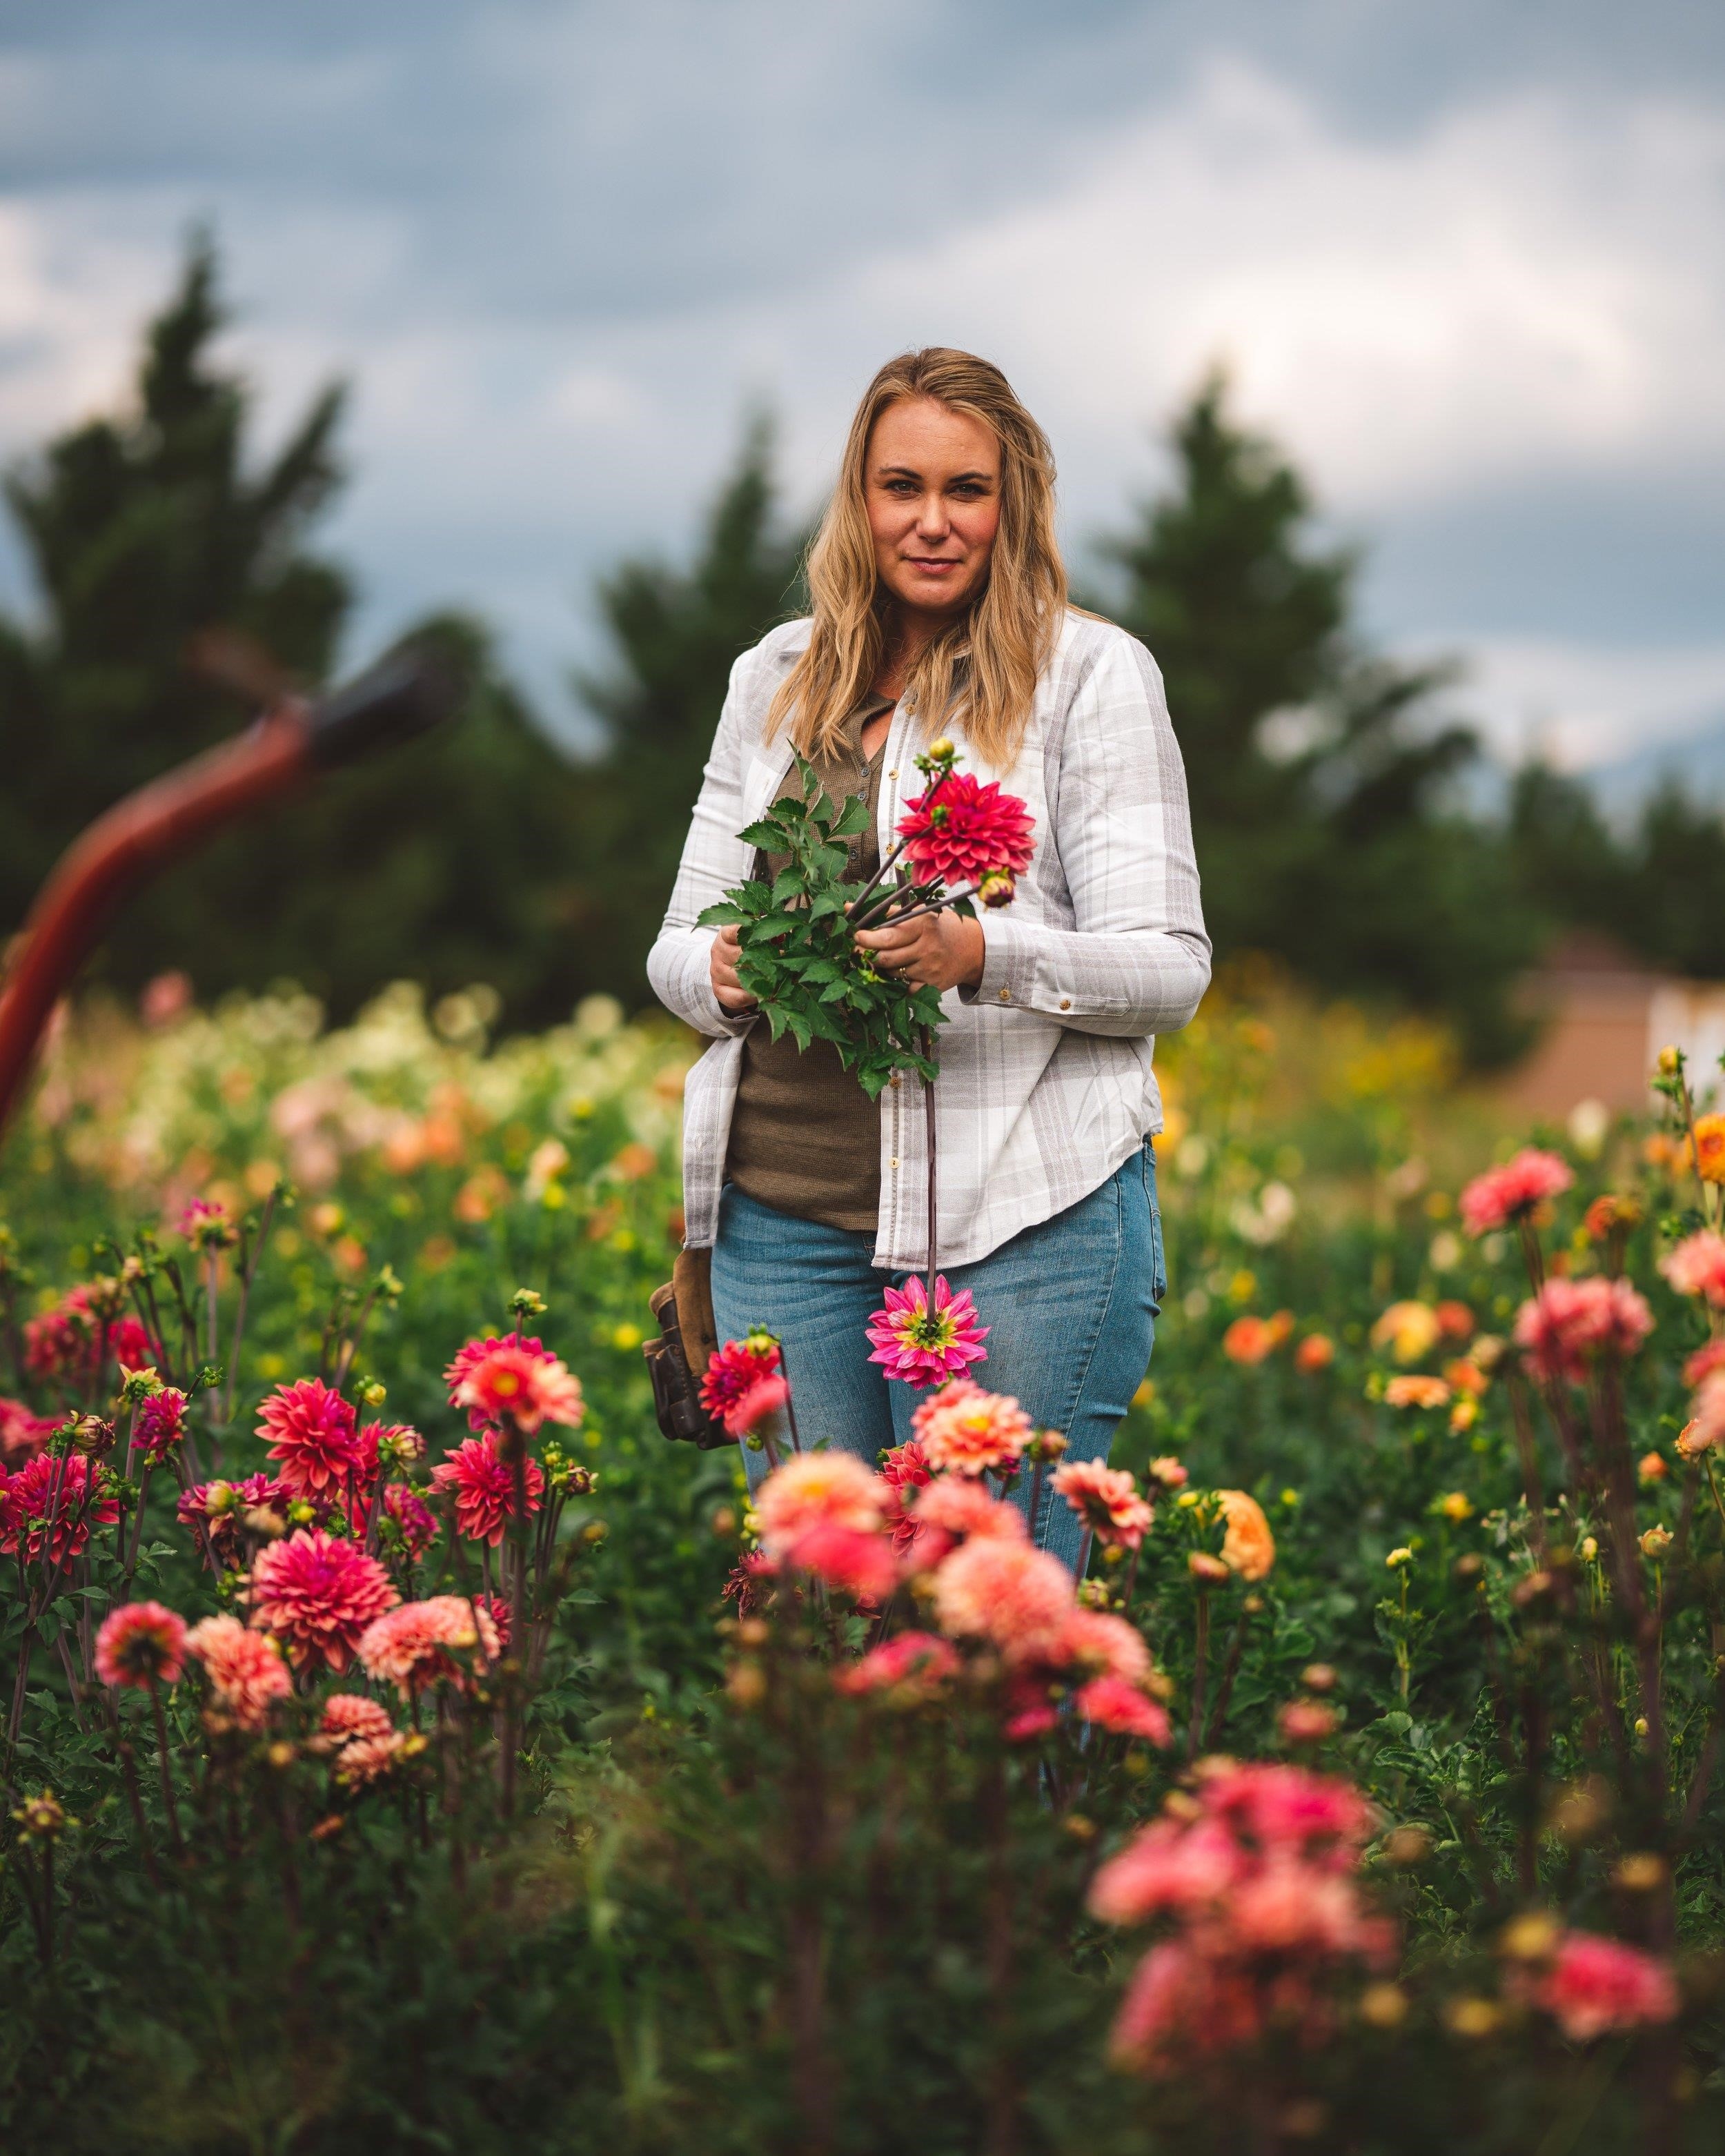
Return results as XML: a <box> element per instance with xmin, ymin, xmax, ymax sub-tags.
<box><xmin>767</xmin><ymin>348</ymin><xmax>1067</xmax><ymax>770</ymax></box>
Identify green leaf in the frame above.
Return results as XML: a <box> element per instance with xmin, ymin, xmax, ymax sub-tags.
<box><xmin>696</xmin><ymin>900</ymin><xmax>747</xmax><ymax>927</ymax></box>
<box><xmin>830</xmin><ymin>794</ymin><xmax>870</xmax><ymax>839</ymax></box>
<box><xmin>738</xmin><ymin>819</ymin><xmax>787</xmax><ymax>851</ymax></box>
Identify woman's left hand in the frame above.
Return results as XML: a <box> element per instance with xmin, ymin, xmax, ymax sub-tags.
<box><xmin>853</xmin><ymin>907</ymin><xmax>985</xmax><ymax>993</ymax></box>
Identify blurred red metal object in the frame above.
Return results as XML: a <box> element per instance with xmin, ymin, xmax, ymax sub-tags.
<box><xmin>0</xmin><ymin>644</ymin><xmax>460</xmax><ymax>1143</ymax></box>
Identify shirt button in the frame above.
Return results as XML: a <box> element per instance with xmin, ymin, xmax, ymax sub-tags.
<box><xmin>889</xmin><ymin>1158</ymin><xmax>899</xmax><ymax>1169</ymax></box>
<box><xmin>997</xmin><ymin>988</ymin><xmax>1011</xmax><ymax>1002</ymax></box>
<box><xmin>1060</xmin><ymin>997</ymin><xmax>1072</xmax><ymax>1010</ymax></box>
<box><xmin>889</xmin><ymin>1072</ymin><xmax>902</xmax><ymax>1087</ymax></box>
<box><xmin>888</xmin><ymin>769</ymin><xmax>898</xmax><ymax>780</ymax></box>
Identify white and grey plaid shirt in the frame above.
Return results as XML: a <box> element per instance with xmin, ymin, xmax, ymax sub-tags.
<box><xmin>647</xmin><ymin>610</ymin><xmax>1211</xmax><ymax>1272</ymax></box>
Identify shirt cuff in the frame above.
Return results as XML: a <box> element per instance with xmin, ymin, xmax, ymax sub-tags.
<box><xmin>961</xmin><ymin>916</ymin><xmax>1041</xmax><ymax>1013</ymax></box>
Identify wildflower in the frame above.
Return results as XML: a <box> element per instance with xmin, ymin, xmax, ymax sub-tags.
<box><xmin>430</xmin><ymin>1434</ymin><xmax>546</xmax><ymax>1546</ymax></box>
<box><xmin>896</xmin><ymin>769</ymin><xmax>1036</xmax><ymax>887</ymax></box>
<box><xmin>911</xmin><ymin>1379</ymin><xmax>1031</xmax><ymax>1474</ymax></box>
<box><xmin>1660</xmin><ymin>1229</ymin><xmax>1725</xmax><ymax>1307</ymax></box>
<box><xmin>1294</xmin><ymin>1334</ymin><xmax>1334</xmax><ymax>1373</ymax></box>
<box><xmin>0</xmin><ymin>1451</ymin><xmax>119</xmax><ymax>1564</ymax></box>
<box><xmin>453</xmin><ymin>1342</ymin><xmax>584</xmax><ymax>1434</ymax></box>
<box><xmin>1384</xmin><ymin>1374</ymin><xmax>1451</xmax><ymax>1410</ymax></box>
<box><xmin>1076</xmin><ymin>1676</ymin><xmax>1172</xmax><ymax>1743</ymax></box>
<box><xmin>867</xmin><ymin>1276</ymin><xmax>989</xmax><ymax>1387</ymax></box>
<box><xmin>133</xmin><ymin>1386</ymin><xmax>188</xmax><ymax>1461</ymax></box>
<box><xmin>0</xmin><ymin>1398</ymin><xmax>59</xmax><ymax>1465</ymax></box>
<box><xmin>1690</xmin><ymin>1114</ymin><xmax>1725</xmax><ymax>1185</ymax></box>
<box><xmin>1514</xmin><ymin>1277</ymin><xmax>1654</xmax><ymax>1383</ymax></box>
<box><xmin>95</xmin><ymin>1601</ymin><xmax>187</xmax><ymax>1690</ymax></box>
<box><xmin>699</xmin><ymin>1332</ymin><xmax>783</xmax><ymax>1425</ymax></box>
<box><xmin>1533</xmin><ymin>1932</ymin><xmax>1677</xmax><ymax>2041</ymax></box>
<box><xmin>1216</xmin><ymin>1490</ymin><xmax>1276</xmax><ymax>1581</ymax></box>
<box><xmin>246</xmin><ymin>1531</ymin><xmax>398</xmax><ymax>1672</ymax></box>
<box><xmin>755</xmin><ymin>1452</ymin><xmax>884</xmax><ymax>1556</ymax></box>
<box><xmin>932</xmin><ymin>1535</ymin><xmax>1075</xmax><ymax>1660</ymax></box>
<box><xmin>1372</xmin><ymin>1302</ymin><xmax>1441</xmax><ymax>1365</ymax></box>
<box><xmin>315</xmin><ymin>1693</ymin><xmax>395</xmax><ymax>1750</ymax></box>
<box><xmin>357</xmin><ymin>1595</ymin><xmax>500</xmax><ymax>1695</ymax></box>
<box><xmin>1052</xmin><ymin>1459</ymin><xmax>1154</xmax><ymax>1547</ymax></box>
<box><xmin>443</xmin><ymin>1331</ymin><xmax>558</xmax><ymax>1430</ymax></box>
<box><xmin>185</xmin><ymin>1615</ymin><xmax>293</xmax><ymax>1728</ymax></box>
<box><xmin>835</xmin><ymin>1631</ymin><xmax>958</xmax><ymax>1696</ymax></box>
<box><xmin>257</xmin><ymin>1378</ymin><xmax>363</xmax><ymax>1500</ymax></box>
<box><xmin>1459</xmin><ymin>1149</ymin><xmax>1574</xmax><ymax>1235</ymax></box>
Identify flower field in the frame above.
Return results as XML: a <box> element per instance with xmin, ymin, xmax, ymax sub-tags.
<box><xmin>2</xmin><ymin>973</ymin><xmax>1724</xmax><ymax>2154</ymax></box>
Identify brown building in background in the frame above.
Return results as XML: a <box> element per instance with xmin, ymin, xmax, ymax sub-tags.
<box><xmin>1504</xmin><ymin>933</ymin><xmax>1725</xmax><ymax>1120</ymax></box>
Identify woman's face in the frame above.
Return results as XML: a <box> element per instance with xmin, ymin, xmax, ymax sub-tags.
<box><xmin>865</xmin><ymin>395</ymin><xmax>1002</xmax><ymax>624</ymax></box>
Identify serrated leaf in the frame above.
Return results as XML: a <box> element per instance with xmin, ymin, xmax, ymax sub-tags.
<box><xmin>738</xmin><ymin>819</ymin><xmax>787</xmax><ymax>851</ymax></box>
<box><xmin>830</xmin><ymin>795</ymin><xmax>870</xmax><ymax>838</ymax></box>
<box><xmin>696</xmin><ymin>901</ymin><xmax>748</xmax><ymax>927</ymax></box>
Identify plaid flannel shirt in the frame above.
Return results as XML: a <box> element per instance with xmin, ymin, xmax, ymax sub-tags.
<box><xmin>647</xmin><ymin>609</ymin><xmax>1211</xmax><ymax>1273</ymax></box>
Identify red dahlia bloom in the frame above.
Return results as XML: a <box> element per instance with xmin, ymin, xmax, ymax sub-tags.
<box><xmin>699</xmin><ymin>1334</ymin><xmax>782</xmax><ymax>1423</ymax></box>
<box><xmin>1534</xmin><ymin>1931</ymin><xmax>1677</xmax><ymax>2041</ymax></box>
<box><xmin>0</xmin><ymin>1450</ymin><xmax>119</xmax><ymax>1563</ymax></box>
<box><xmin>444</xmin><ymin>1332</ymin><xmax>555</xmax><ymax>1430</ymax></box>
<box><xmin>429</xmin><ymin>1434</ymin><xmax>545</xmax><ymax>1545</ymax></box>
<box><xmin>134</xmin><ymin>1387</ymin><xmax>188</xmax><ymax>1461</ymax></box>
<box><xmin>835</xmin><ymin>1630</ymin><xmax>959</xmax><ymax>1695</ymax></box>
<box><xmin>95</xmin><ymin>1600</ymin><xmax>188</xmax><ymax>1690</ymax></box>
<box><xmin>24</xmin><ymin>1286</ymin><xmax>155</xmax><ymax>1387</ymax></box>
<box><xmin>0</xmin><ymin>1397</ymin><xmax>60</xmax><ymax>1465</ymax></box>
<box><xmin>246</xmin><ymin>1530</ymin><xmax>398</xmax><ymax>1672</ymax></box>
<box><xmin>452</xmin><ymin>1344</ymin><xmax>584</xmax><ymax>1434</ymax></box>
<box><xmin>257</xmin><ymin>1378</ymin><xmax>364</xmax><ymax>1499</ymax></box>
<box><xmin>896</xmin><ymin>771</ymin><xmax>1036</xmax><ymax>889</ymax></box>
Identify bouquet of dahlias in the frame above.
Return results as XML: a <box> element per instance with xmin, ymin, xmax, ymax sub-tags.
<box><xmin>698</xmin><ymin>739</ymin><xmax>1034</xmax><ymax>1098</ymax></box>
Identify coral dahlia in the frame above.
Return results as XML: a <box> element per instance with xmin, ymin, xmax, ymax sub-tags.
<box><xmin>1534</xmin><ymin>1931</ymin><xmax>1678</xmax><ymax>2041</ymax></box>
<box><xmin>95</xmin><ymin>1601</ymin><xmax>187</xmax><ymax>1690</ymax></box>
<box><xmin>1076</xmin><ymin>1676</ymin><xmax>1171</xmax><ymax>1743</ymax></box>
<box><xmin>185</xmin><ymin>1615</ymin><xmax>293</xmax><ymax>1728</ymax></box>
<box><xmin>867</xmin><ymin>1276</ymin><xmax>989</xmax><ymax>1387</ymax></box>
<box><xmin>246</xmin><ymin>1530</ymin><xmax>398</xmax><ymax>1672</ymax></box>
<box><xmin>931</xmin><ymin>1535</ymin><xmax>1074</xmax><ymax>1661</ymax></box>
<box><xmin>453</xmin><ymin>1342</ymin><xmax>584</xmax><ymax>1434</ymax></box>
<box><xmin>317</xmin><ymin>1693</ymin><xmax>395</xmax><ymax>1748</ymax></box>
<box><xmin>1660</xmin><ymin>1229</ymin><xmax>1725</xmax><ymax>1307</ymax></box>
<box><xmin>896</xmin><ymin>771</ymin><xmax>1036</xmax><ymax>888</ymax></box>
<box><xmin>1051</xmin><ymin>1460</ymin><xmax>1154</xmax><ymax>1548</ymax></box>
<box><xmin>444</xmin><ymin>1332</ymin><xmax>555</xmax><ymax>1429</ymax></box>
<box><xmin>903</xmin><ymin>1474</ymin><xmax>1026</xmax><ymax>1570</ymax></box>
<box><xmin>357</xmin><ymin>1594</ymin><xmax>500</xmax><ymax>1694</ymax></box>
<box><xmin>835</xmin><ymin>1630</ymin><xmax>960</xmax><ymax>1696</ymax></box>
<box><xmin>1459</xmin><ymin>1148</ymin><xmax>1573</xmax><ymax>1236</ymax></box>
<box><xmin>911</xmin><ymin>1380</ymin><xmax>1031</xmax><ymax>1474</ymax></box>
<box><xmin>429</xmin><ymin>1434</ymin><xmax>545</xmax><ymax>1545</ymax></box>
<box><xmin>257</xmin><ymin>1378</ymin><xmax>363</xmax><ymax>1500</ymax></box>
<box><xmin>753</xmin><ymin>1452</ymin><xmax>884</xmax><ymax>1557</ymax></box>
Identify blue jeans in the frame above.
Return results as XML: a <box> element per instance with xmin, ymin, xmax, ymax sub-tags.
<box><xmin>709</xmin><ymin>1146</ymin><xmax>1165</xmax><ymax>1571</ymax></box>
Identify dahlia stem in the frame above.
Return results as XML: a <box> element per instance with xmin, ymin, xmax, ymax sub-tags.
<box><xmin>922</xmin><ymin>1028</ymin><xmax>939</xmax><ymax>1300</ymax></box>
<box><xmin>148</xmin><ymin>1679</ymin><xmax>186</xmax><ymax>1860</ymax></box>
<box><xmin>1187</xmin><ymin>1586</ymin><xmax>1212</xmax><ymax>1757</ymax></box>
<box><xmin>777</xmin><ymin>1340</ymin><xmax>804</xmax><ymax>1454</ymax></box>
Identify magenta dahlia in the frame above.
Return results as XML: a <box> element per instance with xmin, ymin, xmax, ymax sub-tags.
<box><xmin>429</xmin><ymin>1434</ymin><xmax>545</xmax><ymax>1545</ymax></box>
<box><xmin>246</xmin><ymin>1530</ymin><xmax>398</xmax><ymax>1672</ymax></box>
<box><xmin>0</xmin><ymin>1397</ymin><xmax>59</xmax><ymax>1466</ymax></box>
<box><xmin>134</xmin><ymin>1386</ymin><xmax>189</xmax><ymax>1461</ymax></box>
<box><xmin>699</xmin><ymin>1333</ymin><xmax>783</xmax><ymax>1423</ymax></box>
<box><xmin>257</xmin><ymin>1378</ymin><xmax>364</xmax><ymax>1500</ymax></box>
<box><xmin>0</xmin><ymin>1450</ymin><xmax>119</xmax><ymax>1564</ymax></box>
<box><xmin>896</xmin><ymin>771</ymin><xmax>1035</xmax><ymax>889</ymax></box>
<box><xmin>866</xmin><ymin>1276</ymin><xmax>989</xmax><ymax>1387</ymax></box>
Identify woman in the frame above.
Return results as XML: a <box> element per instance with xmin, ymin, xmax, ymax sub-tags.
<box><xmin>648</xmin><ymin>348</ymin><xmax>1208</xmax><ymax>1567</ymax></box>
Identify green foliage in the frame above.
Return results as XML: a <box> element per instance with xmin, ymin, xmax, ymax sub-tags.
<box><xmin>697</xmin><ymin>755</ymin><xmax>945</xmax><ymax>1095</ymax></box>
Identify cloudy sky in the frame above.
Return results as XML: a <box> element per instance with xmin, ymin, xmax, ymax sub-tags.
<box><xmin>1</xmin><ymin>0</ymin><xmax>1722</xmax><ymax>772</ymax></box>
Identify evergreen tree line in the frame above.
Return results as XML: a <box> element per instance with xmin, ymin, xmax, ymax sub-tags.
<box><xmin>2</xmin><ymin>243</ymin><xmax>1719</xmax><ymax>1062</ymax></box>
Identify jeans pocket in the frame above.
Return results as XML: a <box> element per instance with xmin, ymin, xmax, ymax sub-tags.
<box><xmin>1142</xmin><ymin>1143</ymin><xmax>1167</xmax><ymax>1314</ymax></box>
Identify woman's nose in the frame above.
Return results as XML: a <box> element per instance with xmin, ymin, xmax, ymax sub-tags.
<box><xmin>915</xmin><ymin>492</ymin><xmax>950</xmax><ymax>537</ymax></box>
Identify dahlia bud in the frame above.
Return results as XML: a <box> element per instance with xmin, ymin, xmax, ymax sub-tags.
<box><xmin>1385</xmin><ymin>1547</ymin><xmax>1414</xmax><ymax>1570</ymax></box>
<box><xmin>1641</xmin><ymin>1525</ymin><xmax>1673</xmax><ymax>1559</ymax></box>
<box><xmin>1029</xmin><ymin>1428</ymin><xmax>1067</xmax><ymax>1464</ymax></box>
<box><xmin>358</xmin><ymin>1380</ymin><xmax>387</xmax><ymax>1410</ymax></box>
<box><xmin>1278</xmin><ymin>1699</ymin><xmax>1337</xmax><ymax>1743</ymax></box>
<box><xmin>1657</xmin><ymin>1045</ymin><xmax>1682</xmax><ymax>1076</ymax></box>
<box><xmin>1188</xmin><ymin>1552</ymin><xmax>1230</xmax><ymax>1585</ymax></box>
<box><xmin>204</xmin><ymin>1481</ymin><xmax>239</xmax><ymax>1518</ymax></box>
<box><xmin>118</xmin><ymin>1364</ymin><xmax>164</xmax><ymax>1404</ymax></box>
<box><xmin>1499</xmin><ymin>1910</ymin><xmax>1560</xmax><ymax>1961</ymax></box>
<box><xmin>978</xmin><ymin>871</ymin><xmax>1016</xmax><ymax>909</ymax></box>
<box><xmin>70</xmin><ymin>1414</ymin><xmax>117</xmax><ymax>1457</ymax></box>
<box><xmin>1301</xmin><ymin>1663</ymin><xmax>1338</xmax><ymax>1694</ymax></box>
<box><xmin>510</xmin><ymin>1287</ymin><xmax>547</xmax><ymax>1321</ymax></box>
<box><xmin>243</xmin><ymin>1506</ymin><xmax>287</xmax><ymax>1540</ymax></box>
<box><xmin>1613</xmin><ymin>1851</ymin><xmax>1666</xmax><ymax>1892</ymax></box>
<box><xmin>926</xmin><ymin>738</ymin><xmax>955</xmax><ymax>762</ymax></box>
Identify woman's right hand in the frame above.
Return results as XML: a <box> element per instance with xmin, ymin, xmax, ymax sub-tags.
<box><xmin>710</xmin><ymin>925</ymin><xmax>757</xmax><ymax>1014</ymax></box>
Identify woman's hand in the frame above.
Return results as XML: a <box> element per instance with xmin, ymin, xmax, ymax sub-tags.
<box><xmin>853</xmin><ymin>908</ymin><xmax>985</xmax><ymax>994</ymax></box>
<box><xmin>709</xmin><ymin>924</ymin><xmax>758</xmax><ymax>1013</ymax></box>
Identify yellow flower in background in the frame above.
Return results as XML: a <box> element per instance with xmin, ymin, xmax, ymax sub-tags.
<box><xmin>1437</xmin><ymin>1492</ymin><xmax>1473</xmax><ymax>1523</ymax></box>
<box><xmin>1370</xmin><ymin>1300</ymin><xmax>1441</xmax><ymax>1365</ymax></box>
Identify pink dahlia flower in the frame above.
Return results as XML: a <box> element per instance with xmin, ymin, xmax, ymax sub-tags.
<box><xmin>334</xmin><ymin>1730</ymin><xmax>408</xmax><ymax>1789</ymax></box>
<box><xmin>257</xmin><ymin>1378</ymin><xmax>363</xmax><ymax>1499</ymax></box>
<box><xmin>453</xmin><ymin>1343</ymin><xmax>584</xmax><ymax>1434</ymax></box>
<box><xmin>835</xmin><ymin>1630</ymin><xmax>960</xmax><ymax>1695</ymax></box>
<box><xmin>778</xmin><ymin>1521</ymin><xmax>898</xmax><ymax>1601</ymax></box>
<box><xmin>1459</xmin><ymin>1147</ymin><xmax>1573</xmax><ymax>1236</ymax></box>
<box><xmin>429</xmin><ymin>1434</ymin><xmax>545</xmax><ymax>1545</ymax></box>
<box><xmin>445</xmin><ymin>1332</ymin><xmax>555</xmax><ymax>1428</ymax></box>
<box><xmin>1001</xmin><ymin>1672</ymin><xmax>1061</xmax><ymax>1742</ymax></box>
<box><xmin>1052</xmin><ymin>1460</ymin><xmax>1154</xmax><ymax>1548</ymax></box>
<box><xmin>178</xmin><ymin>1472</ymin><xmax>289</xmax><ymax>1563</ymax></box>
<box><xmin>95</xmin><ymin>1600</ymin><xmax>187</xmax><ymax>1690</ymax></box>
<box><xmin>1076</xmin><ymin>1676</ymin><xmax>1171</xmax><ymax>1744</ymax></box>
<box><xmin>753</xmin><ymin>1452</ymin><xmax>883</xmax><ymax>1557</ymax></box>
<box><xmin>931</xmin><ymin>1534</ymin><xmax>1074</xmax><ymax>1661</ymax></box>
<box><xmin>910</xmin><ymin>1379</ymin><xmax>1030</xmax><ymax>1474</ymax></box>
<box><xmin>867</xmin><ymin>1276</ymin><xmax>989</xmax><ymax>1387</ymax></box>
<box><xmin>1051</xmin><ymin>1608</ymin><xmax>1152</xmax><ymax>1685</ymax></box>
<box><xmin>896</xmin><ymin>771</ymin><xmax>1036</xmax><ymax>888</ymax></box>
<box><xmin>1199</xmin><ymin>1759</ymin><xmax>1375</xmax><ymax>1861</ymax></box>
<box><xmin>24</xmin><ymin>1286</ymin><xmax>155</xmax><ymax>1387</ymax></box>
<box><xmin>902</xmin><ymin>1474</ymin><xmax>1026</xmax><ymax>1571</ymax></box>
<box><xmin>699</xmin><ymin>1333</ymin><xmax>783</xmax><ymax>1425</ymax></box>
<box><xmin>1515</xmin><ymin>1276</ymin><xmax>1654</xmax><ymax>1383</ymax></box>
<box><xmin>0</xmin><ymin>1450</ymin><xmax>119</xmax><ymax>1564</ymax></box>
<box><xmin>724</xmin><ymin>1374</ymin><xmax>789</xmax><ymax>1438</ymax></box>
<box><xmin>1661</xmin><ymin>1229</ymin><xmax>1725</xmax><ymax>1307</ymax></box>
<box><xmin>185</xmin><ymin>1614</ymin><xmax>293</xmax><ymax>1728</ymax></box>
<box><xmin>134</xmin><ymin>1386</ymin><xmax>188</xmax><ymax>1461</ymax></box>
<box><xmin>1684</xmin><ymin>1339</ymin><xmax>1725</xmax><ymax>1389</ymax></box>
<box><xmin>1109</xmin><ymin>1938</ymin><xmax>1263</xmax><ymax>2074</ymax></box>
<box><xmin>317</xmin><ymin>1693</ymin><xmax>395</xmax><ymax>1749</ymax></box>
<box><xmin>877</xmin><ymin>1437</ymin><xmax>933</xmax><ymax>1554</ymax></box>
<box><xmin>246</xmin><ymin>1530</ymin><xmax>398</xmax><ymax>1672</ymax></box>
<box><xmin>480</xmin><ymin>1592</ymin><xmax>513</xmax><ymax>1650</ymax></box>
<box><xmin>357</xmin><ymin>1594</ymin><xmax>500</xmax><ymax>1695</ymax></box>
<box><xmin>1535</xmin><ymin>1931</ymin><xmax>1678</xmax><ymax>2041</ymax></box>
<box><xmin>0</xmin><ymin>1398</ymin><xmax>59</xmax><ymax>1466</ymax></box>
<box><xmin>1089</xmin><ymin>1816</ymin><xmax>1245</xmax><ymax>1925</ymax></box>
